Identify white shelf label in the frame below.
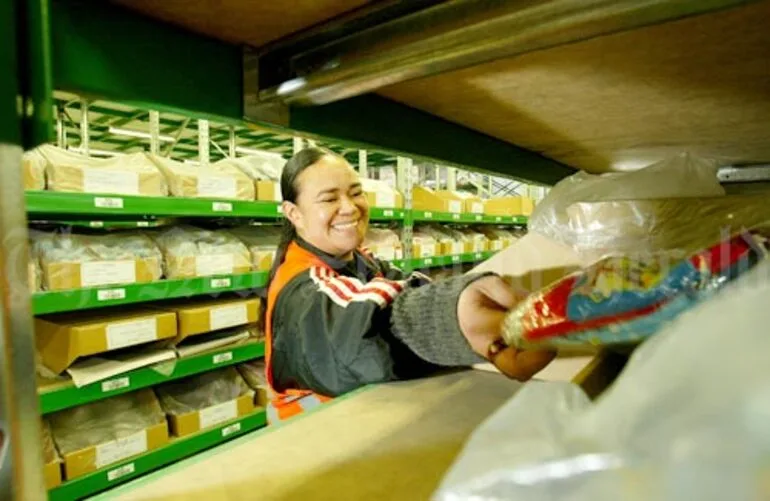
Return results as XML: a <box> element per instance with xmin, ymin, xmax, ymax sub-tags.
<box><xmin>85</xmin><ymin>170</ymin><xmax>139</xmax><ymax>196</ymax></box>
<box><xmin>199</xmin><ymin>400</ymin><xmax>238</xmax><ymax>429</ymax></box>
<box><xmin>276</xmin><ymin>205</ymin><xmax>283</xmax><ymax>214</ymax></box>
<box><xmin>210</xmin><ymin>304</ymin><xmax>248</xmax><ymax>331</ymax></box>
<box><xmin>383</xmin><ymin>209</ymin><xmax>394</xmax><ymax>217</ymax></box>
<box><xmin>106</xmin><ymin>318</ymin><xmax>158</xmax><ymax>350</ymax></box>
<box><xmin>81</xmin><ymin>261</ymin><xmax>135</xmax><ymax>288</ymax></box>
<box><xmin>424</xmin><ymin>258</ymin><xmax>433</xmax><ymax>266</ymax></box>
<box><xmin>212</xmin><ymin>202</ymin><xmax>233</xmax><ymax>212</ymax></box>
<box><xmin>424</xmin><ymin>212</ymin><xmax>433</xmax><ymax>219</ymax></box>
<box><xmin>213</xmin><ymin>351</ymin><xmax>234</xmax><ymax>364</ymax></box>
<box><xmin>210</xmin><ymin>277</ymin><xmax>232</xmax><ymax>288</ymax></box>
<box><xmin>107</xmin><ymin>463</ymin><xmax>136</xmax><ymax>482</ymax></box>
<box><xmin>448</xmin><ymin>201</ymin><xmax>462</xmax><ymax>213</ymax></box>
<box><xmin>94</xmin><ymin>197</ymin><xmax>124</xmax><ymax>209</ymax></box>
<box><xmin>475</xmin><ymin>215</ymin><xmax>483</xmax><ymax>221</ymax></box>
<box><xmin>452</xmin><ymin>255</ymin><xmax>461</xmax><ymax>263</ymax></box>
<box><xmin>495</xmin><ymin>216</ymin><xmax>502</xmax><ymax>222</ymax></box>
<box><xmin>196</xmin><ymin>254</ymin><xmax>234</xmax><ymax>277</ymax></box>
<box><xmin>475</xmin><ymin>253</ymin><xmax>483</xmax><ymax>260</ymax></box>
<box><xmin>102</xmin><ymin>377</ymin><xmax>130</xmax><ymax>393</ymax></box>
<box><xmin>221</xmin><ymin>422</ymin><xmax>242</xmax><ymax>438</ymax></box>
<box><xmin>97</xmin><ymin>288</ymin><xmax>126</xmax><ymax>301</ymax></box>
<box><xmin>198</xmin><ymin>175</ymin><xmax>236</xmax><ymax>198</ymax></box>
<box><xmin>96</xmin><ymin>431</ymin><xmax>147</xmax><ymax>469</ymax></box>
<box><xmin>471</xmin><ymin>202</ymin><xmax>484</xmax><ymax>214</ymax></box>
<box><xmin>452</xmin><ymin>213</ymin><xmax>460</xmax><ymax>220</ymax></box>
<box><xmin>89</xmin><ymin>221</ymin><xmax>104</xmax><ymax>228</ymax></box>
<box><xmin>136</xmin><ymin>221</ymin><xmax>150</xmax><ymax>227</ymax></box>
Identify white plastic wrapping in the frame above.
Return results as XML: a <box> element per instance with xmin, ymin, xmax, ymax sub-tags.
<box><xmin>147</xmin><ymin>154</ymin><xmax>255</xmax><ymax>200</ymax></box>
<box><xmin>361</xmin><ymin>178</ymin><xmax>403</xmax><ymax>208</ymax></box>
<box><xmin>223</xmin><ymin>151</ymin><xmax>285</xmax><ymax>181</ymax></box>
<box><xmin>151</xmin><ymin>225</ymin><xmax>252</xmax><ymax>278</ymax></box>
<box><xmin>155</xmin><ymin>367</ymin><xmax>252</xmax><ymax>415</ymax></box>
<box><xmin>435</xmin><ymin>258</ymin><xmax>770</xmax><ymax>501</ymax></box>
<box><xmin>529</xmin><ymin>153</ymin><xmax>726</xmax><ymax>256</ymax></box>
<box><xmin>35</xmin><ymin>145</ymin><xmax>168</xmax><ymax>196</ymax></box>
<box><xmin>226</xmin><ymin>226</ymin><xmax>281</xmax><ymax>271</ymax></box>
<box><xmin>363</xmin><ymin>228</ymin><xmax>403</xmax><ymax>261</ymax></box>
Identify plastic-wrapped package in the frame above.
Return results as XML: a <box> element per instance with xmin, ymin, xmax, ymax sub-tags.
<box><xmin>502</xmin><ymin>233</ymin><xmax>766</xmax><ymax>350</ymax></box>
<box><xmin>361</xmin><ymin>178</ymin><xmax>404</xmax><ymax>208</ymax></box>
<box><xmin>456</xmin><ymin>227</ymin><xmax>489</xmax><ymax>253</ymax></box>
<box><xmin>412</xmin><ymin>229</ymin><xmax>441</xmax><ymax>258</ymax></box>
<box><xmin>418</xmin><ymin>225</ymin><xmax>465</xmax><ymax>255</ymax></box>
<box><xmin>148</xmin><ymin>154</ymin><xmax>255</xmax><ymax>201</ymax></box>
<box><xmin>41</xmin><ymin>419</ymin><xmax>58</xmax><ymax>464</ymax></box>
<box><xmin>23</xmin><ymin>149</ymin><xmax>46</xmax><ymax>190</ymax></box>
<box><xmin>477</xmin><ymin>227</ymin><xmax>516</xmax><ymax>251</ymax></box>
<box><xmin>34</xmin><ymin>145</ymin><xmax>168</xmax><ymax>196</ymax></box>
<box><xmin>226</xmin><ymin>226</ymin><xmax>281</xmax><ymax>271</ymax></box>
<box><xmin>30</xmin><ymin>230</ymin><xmax>163</xmax><ymax>290</ymax></box>
<box><xmin>151</xmin><ymin>225</ymin><xmax>251</xmax><ymax>278</ymax></box>
<box><xmin>363</xmin><ymin>228</ymin><xmax>403</xmax><ymax>261</ymax></box>
<box><xmin>155</xmin><ymin>367</ymin><xmax>252</xmax><ymax>415</ymax></box>
<box><xmin>435</xmin><ymin>256</ymin><xmax>770</xmax><ymax>501</ymax></box>
<box><xmin>237</xmin><ymin>359</ymin><xmax>267</xmax><ymax>391</ymax></box>
<box><xmin>223</xmin><ymin>151</ymin><xmax>285</xmax><ymax>181</ymax></box>
<box><xmin>49</xmin><ymin>389</ymin><xmax>165</xmax><ymax>455</ymax></box>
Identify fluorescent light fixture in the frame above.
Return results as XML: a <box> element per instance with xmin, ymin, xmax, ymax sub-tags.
<box><xmin>109</xmin><ymin>126</ymin><xmax>174</xmax><ymax>142</ymax></box>
<box><xmin>235</xmin><ymin>146</ymin><xmax>284</xmax><ymax>158</ymax></box>
<box><xmin>68</xmin><ymin>147</ymin><xmax>123</xmax><ymax>157</ymax></box>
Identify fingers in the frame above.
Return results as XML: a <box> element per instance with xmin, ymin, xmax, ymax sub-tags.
<box><xmin>492</xmin><ymin>346</ymin><xmax>557</xmax><ymax>381</ymax></box>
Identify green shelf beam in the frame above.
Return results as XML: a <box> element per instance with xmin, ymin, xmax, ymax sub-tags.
<box><xmin>33</xmin><ymin>272</ymin><xmax>268</xmax><ymax>315</ymax></box>
<box><xmin>48</xmin><ymin>409</ymin><xmax>268</xmax><ymax>501</ymax></box>
<box><xmin>39</xmin><ymin>341</ymin><xmax>265</xmax><ymax>414</ymax></box>
<box><xmin>369</xmin><ymin>207</ymin><xmax>406</xmax><ymax>221</ymax></box>
<box><xmin>412</xmin><ymin>211</ymin><xmax>528</xmax><ymax>225</ymax></box>
<box><xmin>392</xmin><ymin>251</ymin><xmax>497</xmax><ymax>270</ymax></box>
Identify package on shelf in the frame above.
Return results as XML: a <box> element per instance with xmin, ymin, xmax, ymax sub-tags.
<box><xmin>155</xmin><ymin>367</ymin><xmax>255</xmax><ymax>437</ymax></box>
<box><xmin>23</xmin><ymin>148</ymin><xmax>46</xmax><ymax>190</ymax></box>
<box><xmin>28</xmin><ymin>241</ymin><xmax>41</xmax><ymax>292</ymax></box>
<box><xmin>444</xmin><ymin>190</ymin><xmax>484</xmax><ymax>214</ymax></box>
<box><xmin>413</xmin><ymin>186</ymin><xmax>463</xmax><ymax>214</ymax></box>
<box><xmin>30</xmin><ymin>230</ymin><xmax>163</xmax><ymax>291</ymax></box>
<box><xmin>41</xmin><ymin>419</ymin><xmax>63</xmax><ymax>489</ymax></box>
<box><xmin>412</xmin><ymin>229</ymin><xmax>441</xmax><ymax>258</ymax></box>
<box><xmin>35</xmin><ymin>306</ymin><xmax>177</xmax><ymax>374</ymax></box>
<box><xmin>151</xmin><ymin>225</ymin><xmax>251</xmax><ymax>278</ymax></box>
<box><xmin>220</xmin><ymin>151</ymin><xmax>286</xmax><ymax>202</ymax></box>
<box><xmin>415</xmin><ymin>225</ymin><xmax>461</xmax><ymax>256</ymax></box>
<box><xmin>237</xmin><ymin>359</ymin><xmax>269</xmax><ymax>407</ymax></box>
<box><xmin>48</xmin><ymin>389</ymin><xmax>169</xmax><ymax>480</ymax></box>
<box><xmin>477</xmin><ymin>227</ymin><xmax>514</xmax><ymax>251</ymax></box>
<box><xmin>363</xmin><ymin>228</ymin><xmax>403</xmax><ymax>261</ymax></box>
<box><xmin>484</xmin><ymin>196</ymin><xmax>534</xmax><ymax>216</ymax></box>
<box><xmin>151</xmin><ymin>296</ymin><xmax>260</xmax><ymax>345</ymax></box>
<box><xmin>226</xmin><ymin>226</ymin><xmax>281</xmax><ymax>271</ymax></box>
<box><xmin>147</xmin><ymin>154</ymin><xmax>255</xmax><ymax>201</ymax></box>
<box><xmin>361</xmin><ymin>178</ymin><xmax>404</xmax><ymax>208</ymax></box>
<box><xmin>174</xmin><ymin>326</ymin><xmax>256</xmax><ymax>359</ymax></box>
<box><xmin>537</xmin><ymin>194</ymin><xmax>770</xmax><ymax>262</ymax></box>
<box><xmin>456</xmin><ymin>228</ymin><xmax>489</xmax><ymax>253</ymax></box>
<box><xmin>34</xmin><ymin>145</ymin><xmax>168</xmax><ymax>196</ymax></box>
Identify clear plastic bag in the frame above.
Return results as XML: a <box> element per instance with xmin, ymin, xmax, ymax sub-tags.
<box><xmin>435</xmin><ymin>258</ymin><xmax>770</xmax><ymax>501</ymax></box>
<box><xmin>151</xmin><ymin>225</ymin><xmax>252</xmax><ymax>278</ymax></box>
<box><xmin>148</xmin><ymin>153</ymin><xmax>254</xmax><ymax>200</ymax></box>
<box><xmin>155</xmin><ymin>367</ymin><xmax>252</xmax><ymax>415</ymax></box>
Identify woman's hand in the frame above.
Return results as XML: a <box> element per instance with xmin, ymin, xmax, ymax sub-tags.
<box><xmin>458</xmin><ymin>275</ymin><xmax>556</xmax><ymax>381</ymax></box>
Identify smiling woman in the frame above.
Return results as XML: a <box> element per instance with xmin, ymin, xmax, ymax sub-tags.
<box><xmin>263</xmin><ymin>148</ymin><xmax>555</xmax><ymax>424</ymax></box>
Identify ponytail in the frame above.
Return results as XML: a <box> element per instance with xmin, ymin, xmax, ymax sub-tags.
<box><xmin>267</xmin><ymin>218</ymin><xmax>297</xmax><ymax>288</ymax></box>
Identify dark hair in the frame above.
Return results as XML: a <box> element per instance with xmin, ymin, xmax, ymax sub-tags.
<box><xmin>267</xmin><ymin>147</ymin><xmax>332</xmax><ymax>288</ymax></box>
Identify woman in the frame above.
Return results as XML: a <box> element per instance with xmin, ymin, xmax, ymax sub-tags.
<box><xmin>265</xmin><ymin>147</ymin><xmax>554</xmax><ymax>423</ymax></box>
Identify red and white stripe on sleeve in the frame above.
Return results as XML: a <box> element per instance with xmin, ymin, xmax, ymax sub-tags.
<box><xmin>309</xmin><ymin>266</ymin><xmax>407</xmax><ymax>308</ymax></box>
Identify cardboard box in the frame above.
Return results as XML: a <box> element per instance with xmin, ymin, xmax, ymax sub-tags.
<box><xmin>465</xmin><ymin>197</ymin><xmax>485</xmax><ymax>214</ymax></box>
<box><xmin>62</xmin><ymin>421</ymin><xmax>169</xmax><ymax>480</ymax></box>
<box><xmin>44</xmin><ymin>459</ymin><xmax>63</xmax><ymax>489</ymax></box>
<box><xmin>42</xmin><ymin>419</ymin><xmax>62</xmax><ymax>489</ymax></box>
<box><xmin>36</xmin><ymin>308</ymin><xmax>178</xmax><ymax>374</ymax></box>
<box><xmin>24</xmin><ymin>156</ymin><xmax>46</xmax><ymax>190</ymax></box>
<box><xmin>484</xmin><ymin>196</ymin><xmax>528</xmax><ymax>216</ymax></box>
<box><xmin>368</xmin><ymin>244</ymin><xmax>403</xmax><ymax>262</ymax></box>
<box><xmin>41</xmin><ymin>257</ymin><xmax>162</xmax><ymax>292</ymax></box>
<box><xmin>250</xmin><ymin>249</ymin><xmax>275</xmax><ymax>272</ymax></box>
<box><xmin>435</xmin><ymin>191</ymin><xmax>464</xmax><ymax>214</ymax></box>
<box><xmin>256</xmin><ymin>180</ymin><xmax>282</xmax><ymax>202</ymax></box>
<box><xmin>521</xmin><ymin>197</ymin><xmax>535</xmax><ymax>215</ymax></box>
<box><xmin>168</xmin><ymin>394</ymin><xmax>255</xmax><ymax>438</ymax></box>
<box><xmin>365</xmin><ymin>190</ymin><xmax>404</xmax><ymax>209</ymax></box>
<box><xmin>154</xmin><ymin>297</ymin><xmax>260</xmax><ymax>345</ymax></box>
<box><xmin>413</xmin><ymin>187</ymin><xmax>460</xmax><ymax>213</ymax></box>
<box><xmin>413</xmin><ymin>242</ymin><xmax>440</xmax><ymax>259</ymax></box>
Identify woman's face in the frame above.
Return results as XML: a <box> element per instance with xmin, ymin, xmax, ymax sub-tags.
<box><xmin>284</xmin><ymin>155</ymin><xmax>369</xmax><ymax>260</ymax></box>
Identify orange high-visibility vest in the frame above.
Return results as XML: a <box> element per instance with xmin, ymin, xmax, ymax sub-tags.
<box><xmin>264</xmin><ymin>241</ymin><xmax>334</xmax><ymax>423</ymax></box>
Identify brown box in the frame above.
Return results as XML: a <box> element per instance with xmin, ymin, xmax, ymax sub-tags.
<box><xmin>365</xmin><ymin>190</ymin><xmax>404</xmax><ymax>209</ymax></box>
<box><xmin>254</xmin><ymin>387</ymin><xmax>269</xmax><ymax>408</ymax></box>
<box><xmin>412</xmin><ymin>187</ymin><xmax>457</xmax><ymax>213</ymax></box>
<box><xmin>464</xmin><ymin>197</ymin><xmax>485</xmax><ymax>214</ymax></box>
<box><xmin>62</xmin><ymin>422</ymin><xmax>169</xmax><ymax>480</ymax></box>
<box><xmin>435</xmin><ymin>191</ymin><xmax>465</xmax><ymax>214</ymax></box>
<box><xmin>484</xmin><ymin>196</ymin><xmax>526</xmax><ymax>216</ymax></box>
<box><xmin>256</xmin><ymin>180</ymin><xmax>282</xmax><ymax>202</ymax></box>
<box><xmin>24</xmin><ymin>157</ymin><xmax>46</xmax><ymax>190</ymax></box>
<box><xmin>44</xmin><ymin>459</ymin><xmax>63</xmax><ymax>489</ymax></box>
<box><xmin>168</xmin><ymin>394</ymin><xmax>255</xmax><ymax>438</ymax></box>
<box><xmin>521</xmin><ymin>197</ymin><xmax>535</xmax><ymax>215</ymax></box>
<box><xmin>36</xmin><ymin>308</ymin><xmax>178</xmax><ymax>374</ymax></box>
<box><xmin>250</xmin><ymin>249</ymin><xmax>275</xmax><ymax>272</ymax></box>
<box><xmin>41</xmin><ymin>257</ymin><xmax>162</xmax><ymax>292</ymax></box>
<box><xmin>165</xmin><ymin>254</ymin><xmax>252</xmax><ymax>280</ymax></box>
<box><xmin>154</xmin><ymin>297</ymin><xmax>260</xmax><ymax>345</ymax></box>
<box><xmin>413</xmin><ymin>242</ymin><xmax>440</xmax><ymax>259</ymax></box>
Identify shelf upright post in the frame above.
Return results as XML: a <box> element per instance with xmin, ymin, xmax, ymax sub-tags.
<box><xmin>397</xmin><ymin>156</ymin><xmax>413</xmax><ymax>270</ymax></box>
<box><xmin>447</xmin><ymin>167</ymin><xmax>457</xmax><ymax>191</ymax></box>
<box><xmin>198</xmin><ymin>119</ymin><xmax>209</xmax><ymax>166</ymax></box>
<box><xmin>358</xmin><ymin>149</ymin><xmax>368</xmax><ymax>179</ymax></box>
<box><xmin>487</xmin><ymin>175</ymin><xmax>493</xmax><ymax>197</ymax></box>
<box><xmin>149</xmin><ymin>110</ymin><xmax>160</xmax><ymax>155</ymax></box>
<box><xmin>55</xmin><ymin>105</ymin><xmax>65</xmax><ymax>148</ymax></box>
<box><xmin>292</xmin><ymin>136</ymin><xmax>304</xmax><ymax>154</ymax></box>
<box><xmin>80</xmin><ymin>98</ymin><xmax>89</xmax><ymax>155</ymax></box>
<box><xmin>228</xmin><ymin>126</ymin><xmax>236</xmax><ymax>158</ymax></box>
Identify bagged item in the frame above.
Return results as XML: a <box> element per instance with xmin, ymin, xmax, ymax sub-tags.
<box><xmin>226</xmin><ymin>226</ymin><xmax>281</xmax><ymax>271</ymax></box>
<box><xmin>151</xmin><ymin>226</ymin><xmax>251</xmax><ymax>278</ymax></box>
<box><xmin>435</xmin><ymin>257</ymin><xmax>770</xmax><ymax>501</ymax></box>
<box><xmin>225</xmin><ymin>151</ymin><xmax>285</xmax><ymax>181</ymax></box>
<box><xmin>23</xmin><ymin>149</ymin><xmax>46</xmax><ymax>190</ymax></box>
<box><xmin>363</xmin><ymin>227</ymin><xmax>403</xmax><ymax>261</ymax></box>
<box><xmin>529</xmin><ymin>153</ymin><xmax>725</xmax><ymax>251</ymax></box>
<box><xmin>412</xmin><ymin>229</ymin><xmax>441</xmax><ymax>258</ymax></box>
<box><xmin>361</xmin><ymin>178</ymin><xmax>404</xmax><ymax>208</ymax></box>
<box><xmin>49</xmin><ymin>389</ymin><xmax>165</xmax><ymax>455</ymax></box>
<box><xmin>30</xmin><ymin>230</ymin><xmax>163</xmax><ymax>290</ymax></box>
<box><xmin>456</xmin><ymin>227</ymin><xmax>489</xmax><ymax>253</ymax></box>
<box><xmin>41</xmin><ymin>419</ymin><xmax>58</xmax><ymax>464</ymax></box>
<box><xmin>155</xmin><ymin>367</ymin><xmax>252</xmax><ymax>415</ymax></box>
<box><xmin>35</xmin><ymin>144</ymin><xmax>168</xmax><ymax>196</ymax></box>
<box><xmin>502</xmin><ymin>233</ymin><xmax>766</xmax><ymax>350</ymax></box>
<box><xmin>148</xmin><ymin>154</ymin><xmax>255</xmax><ymax>201</ymax></box>
<box><xmin>417</xmin><ymin>225</ymin><xmax>463</xmax><ymax>255</ymax></box>
<box><xmin>238</xmin><ymin>359</ymin><xmax>269</xmax><ymax>407</ymax></box>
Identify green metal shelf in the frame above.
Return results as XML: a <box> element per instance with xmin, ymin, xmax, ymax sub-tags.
<box><xmin>412</xmin><ymin>210</ymin><xmax>528</xmax><ymax>225</ymax></box>
<box><xmin>31</xmin><ymin>219</ymin><xmax>173</xmax><ymax>230</ymax></box>
<box><xmin>47</xmin><ymin>409</ymin><xmax>268</xmax><ymax>501</ymax></box>
<box><xmin>33</xmin><ymin>271</ymin><xmax>268</xmax><ymax>315</ymax></box>
<box><xmin>392</xmin><ymin>251</ymin><xmax>497</xmax><ymax>270</ymax></box>
<box><xmin>369</xmin><ymin>207</ymin><xmax>406</xmax><ymax>221</ymax></box>
<box><xmin>39</xmin><ymin>341</ymin><xmax>265</xmax><ymax>414</ymax></box>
